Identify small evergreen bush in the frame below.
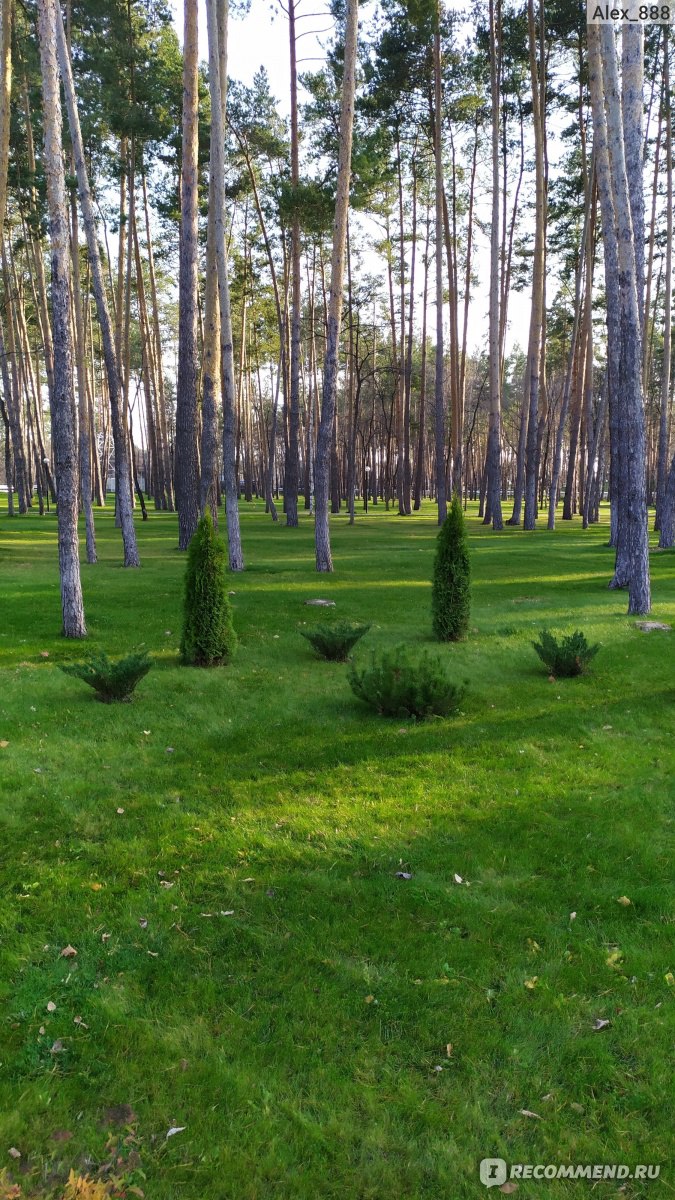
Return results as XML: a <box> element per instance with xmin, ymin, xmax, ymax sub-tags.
<box><xmin>181</xmin><ymin>513</ymin><xmax>236</xmax><ymax>666</ymax></box>
<box><xmin>532</xmin><ymin>629</ymin><xmax>599</xmax><ymax>677</ymax></box>
<box><xmin>300</xmin><ymin>620</ymin><xmax>371</xmax><ymax>661</ymax></box>
<box><xmin>60</xmin><ymin>651</ymin><xmax>152</xmax><ymax>703</ymax></box>
<box><xmin>432</xmin><ymin>495</ymin><xmax>471</xmax><ymax>641</ymax></box>
<box><xmin>348</xmin><ymin>644</ymin><xmax>467</xmax><ymax>719</ymax></box>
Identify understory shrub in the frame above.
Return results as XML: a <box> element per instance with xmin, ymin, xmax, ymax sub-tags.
<box><xmin>532</xmin><ymin>629</ymin><xmax>599</xmax><ymax>677</ymax></box>
<box><xmin>432</xmin><ymin>494</ymin><xmax>471</xmax><ymax>641</ymax></box>
<box><xmin>348</xmin><ymin>644</ymin><xmax>467</xmax><ymax>719</ymax></box>
<box><xmin>300</xmin><ymin>620</ymin><xmax>371</xmax><ymax>661</ymax></box>
<box><xmin>181</xmin><ymin>513</ymin><xmax>237</xmax><ymax>666</ymax></box>
<box><xmin>60</xmin><ymin>651</ymin><xmax>152</xmax><ymax>703</ymax></box>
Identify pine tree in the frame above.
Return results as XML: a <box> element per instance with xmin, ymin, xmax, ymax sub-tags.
<box><xmin>181</xmin><ymin>514</ymin><xmax>237</xmax><ymax>666</ymax></box>
<box><xmin>431</xmin><ymin>495</ymin><xmax>470</xmax><ymax>642</ymax></box>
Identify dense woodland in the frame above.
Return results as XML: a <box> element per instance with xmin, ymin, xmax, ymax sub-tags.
<box><xmin>0</xmin><ymin>0</ymin><xmax>671</xmax><ymax>629</ymax></box>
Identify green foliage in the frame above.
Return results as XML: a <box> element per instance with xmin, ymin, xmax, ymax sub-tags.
<box><xmin>348</xmin><ymin>644</ymin><xmax>466</xmax><ymax>719</ymax></box>
<box><xmin>431</xmin><ymin>495</ymin><xmax>471</xmax><ymax>641</ymax></box>
<box><xmin>181</xmin><ymin>514</ymin><xmax>236</xmax><ymax>667</ymax></box>
<box><xmin>60</xmin><ymin>650</ymin><xmax>152</xmax><ymax>702</ymax></box>
<box><xmin>532</xmin><ymin>629</ymin><xmax>599</xmax><ymax>677</ymax></box>
<box><xmin>300</xmin><ymin>620</ymin><xmax>371</xmax><ymax>661</ymax></box>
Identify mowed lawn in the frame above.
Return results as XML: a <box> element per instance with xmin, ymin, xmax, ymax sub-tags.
<box><xmin>0</xmin><ymin>499</ymin><xmax>674</xmax><ymax>1199</ymax></box>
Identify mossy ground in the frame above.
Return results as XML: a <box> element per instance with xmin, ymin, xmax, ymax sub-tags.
<box><xmin>0</xmin><ymin>498</ymin><xmax>673</xmax><ymax>1198</ymax></box>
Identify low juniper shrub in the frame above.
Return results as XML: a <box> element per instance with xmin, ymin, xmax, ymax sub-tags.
<box><xmin>300</xmin><ymin>620</ymin><xmax>371</xmax><ymax>661</ymax></box>
<box><xmin>348</xmin><ymin>644</ymin><xmax>467</xmax><ymax>719</ymax></box>
<box><xmin>60</xmin><ymin>651</ymin><xmax>152</xmax><ymax>703</ymax></box>
<box><xmin>532</xmin><ymin>629</ymin><xmax>599</xmax><ymax>677</ymax></box>
<box><xmin>181</xmin><ymin>513</ymin><xmax>237</xmax><ymax>666</ymax></box>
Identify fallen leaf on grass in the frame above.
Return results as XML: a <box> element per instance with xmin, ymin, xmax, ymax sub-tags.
<box><xmin>7</xmin><ymin>1149</ymin><xmax>20</xmax><ymax>1160</ymax></box>
<box><xmin>616</xmin><ymin>896</ymin><xmax>631</xmax><ymax>907</ymax></box>
<box><xmin>524</xmin><ymin>977</ymin><xmax>538</xmax><ymax>990</ymax></box>
<box><xmin>60</xmin><ymin>945</ymin><xmax>77</xmax><ymax>958</ymax></box>
<box><xmin>665</xmin><ymin>972</ymin><xmax>675</xmax><ymax>987</ymax></box>
<box><xmin>159</xmin><ymin>881</ymin><xmax>174</xmax><ymax>889</ymax></box>
<box><xmin>519</xmin><ymin>1109</ymin><xmax>542</xmax><ymax>1120</ymax></box>
<box><xmin>364</xmin><ymin>995</ymin><xmax>375</xmax><ymax>1004</ymax></box>
<box><xmin>166</xmin><ymin>1126</ymin><xmax>186</xmax><ymax>1139</ymax></box>
<box><xmin>0</xmin><ymin>741</ymin><xmax>8</xmax><ymax>749</ymax></box>
<box><xmin>89</xmin><ymin>883</ymin><xmax>103</xmax><ymax>892</ymax></box>
<box><xmin>446</xmin><ymin>1043</ymin><xmax>453</xmax><ymax>1057</ymax></box>
<box><xmin>46</xmin><ymin>1001</ymin><xmax>56</xmax><ymax>1013</ymax></box>
<box><xmin>139</xmin><ymin>919</ymin><xmax>148</xmax><ymax>929</ymax></box>
<box><xmin>116</xmin><ymin>808</ymin><xmax>125</xmax><ymax>815</ymax></box>
<box><xmin>50</xmin><ymin>1040</ymin><xmax>64</xmax><ymax>1053</ymax></box>
<box><xmin>101</xmin><ymin>933</ymin><xmax>111</xmax><ymax>943</ymax></box>
<box><xmin>592</xmin><ymin>1018</ymin><xmax>611</xmax><ymax>1031</ymax></box>
<box><xmin>606</xmin><ymin>949</ymin><xmax>624</xmax><ymax>970</ymax></box>
<box><xmin>570</xmin><ymin>1102</ymin><xmax>585</xmax><ymax>1114</ymax></box>
<box><xmin>220</xmin><ymin>910</ymin><xmax>234</xmax><ymax>917</ymax></box>
<box><xmin>500</xmin><ymin>1184</ymin><xmax>519</xmax><ymax>1194</ymax></box>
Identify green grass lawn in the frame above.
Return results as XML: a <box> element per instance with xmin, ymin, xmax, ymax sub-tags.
<box><xmin>0</xmin><ymin>498</ymin><xmax>673</xmax><ymax>1199</ymax></box>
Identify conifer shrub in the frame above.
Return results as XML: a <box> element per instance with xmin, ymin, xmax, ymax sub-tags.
<box><xmin>300</xmin><ymin>620</ymin><xmax>371</xmax><ymax>661</ymax></box>
<box><xmin>432</xmin><ymin>494</ymin><xmax>471</xmax><ymax>641</ymax></box>
<box><xmin>532</xmin><ymin>629</ymin><xmax>599</xmax><ymax>677</ymax></box>
<box><xmin>60</xmin><ymin>651</ymin><xmax>152</xmax><ymax>703</ymax></box>
<box><xmin>181</xmin><ymin>514</ymin><xmax>236</xmax><ymax>666</ymax></box>
<box><xmin>348</xmin><ymin>644</ymin><xmax>467</xmax><ymax>719</ymax></box>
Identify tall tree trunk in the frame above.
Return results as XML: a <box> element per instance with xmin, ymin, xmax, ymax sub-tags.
<box><xmin>37</xmin><ymin>0</ymin><xmax>86</xmax><ymax>636</ymax></box>
<box><xmin>54</xmin><ymin>4</ymin><xmax>139</xmax><ymax>566</ymax></box>
<box><xmin>285</xmin><ymin>0</ymin><xmax>301</xmax><ymax>527</ymax></box>
<box><xmin>599</xmin><ymin>23</ymin><xmax>650</xmax><ymax>613</ymax></box>
<box><xmin>205</xmin><ymin>0</ymin><xmax>244</xmax><ymax>569</ymax></box>
<box><xmin>314</xmin><ymin>0</ymin><xmax>359</xmax><ymax>571</ymax></box>
<box><xmin>175</xmin><ymin>0</ymin><xmax>200</xmax><ymax>549</ymax></box>
<box><xmin>523</xmin><ymin>0</ymin><xmax>546</xmax><ymax>530</ymax></box>
<box><xmin>486</xmin><ymin>0</ymin><xmax>503</xmax><ymax>529</ymax></box>
<box><xmin>433</xmin><ymin>14</ymin><xmax>446</xmax><ymax>524</ymax></box>
<box><xmin>656</xmin><ymin>30</ymin><xmax>672</xmax><ymax>540</ymax></box>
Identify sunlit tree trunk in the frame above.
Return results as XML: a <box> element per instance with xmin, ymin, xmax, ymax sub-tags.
<box><xmin>486</xmin><ymin>0</ymin><xmax>503</xmax><ymax>529</ymax></box>
<box><xmin>314</xmin><ymin>0</ymin><xmax>359</xmax><ymax>571</ymax></box>
<box><xmin>37</xmin><ymin>0</ymin><xmax>86</xmax><ymax>636</ymax></box>
<box><xmin>433</xmin><ymin>13</ymin><xmax>446</xmax><ymax>524</ymax></box>
<box><xmin>54</xmin><ymin>4</ymin><xmax>139</xmax><ymax>566</ymax></box>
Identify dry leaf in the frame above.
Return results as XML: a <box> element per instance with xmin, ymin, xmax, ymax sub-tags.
<box><xmin>89</xmin><ymin>883</ymin><xmax>103</xmax><ymax>892</ymax></box>
<box><xmin>527</xmin><ymin>939</ymin><xmax>541</xmax><ymax>953</ymax></box>
<box><xmin>116</xmin><ymin>808</ymin><xmax>125</xmax><ymax>815</ymax></box>
<box><xmin>139</xmin><ymin>919</ymin><xmax>148</xmax><ymax>929</ymax></box>
<box><xmin>519</xmin><ymin>1109</ymin><xmax>542</xmax><ymax>1120</ymax></box>
<box><xmin>616</xmin><ymin>896</ymin><xmax>631</xmax><ymax>907</ymax></box>
<box><xmin>364</xmin><ymin>995</ymin><xmax>375</xmax><ymax>1004</ymax></box>
<box><xmin>159</xmin><ymin>881</ymin><xmax>174</xmax><ymax>889</ymax></box>
<box><xmin>39</xmin><ymin>1026</ymin><xmax>45</xmax><ymax>1035</ymax></box>
<box><xmin>47</xmin><ymin>1001</ymin><xmax>56</xmax><ymax>1013</ymax></box>
<box><xmin>569</xmin><ymin>911</ymin><xmax>577</xmax><ymax>921</ymax></box>
<box><xmin>446</xmin><ymin>1043</ymin><xmax>453</xmax><ymax>1057</ymax></box>
<box><xmin>524</xmin><ymin>976</ymin><xmax>538</xmax><ymax>990</ymax></box>
<box><xmin>101</xmin><ymin>932</ymin><xmax>111</xmax><ymax>943</ymax></box>
<box><xmin>7</xmin><ymin>1149</ymin><xmax>21</xmax><ymax>1160</ymax></box>
<box><xmin>0</xmin><ymin>740</ymin><xmax>8</xmax><ymax>749</ymax></box>
<box><xmin>592</xmin><ymin>1017</ymin><xmax>611</xmax><ymax>1031</ymax></box>
<box><xmin>165</xmin><ymin>1126</ymin><xmax>186</xmax><ymax>1139</ymax></box>
<box><xmin>606</xmin><ymin>949</ymin><xmax>624</xmax><ymax>970</ymax></box>
<box><xmin>664</xmin><ymin>972</ymin><xmax>675</xmax><ymax>987</ymax></box>
<box><xmin>60</xmin><ymin>945</ymin><xmax>77</xmax><ymax>958</ymax></box>
<box><xmin>50</xmin><ymin>1039</ymin><xmax>64</xmax><ymax>1053</ymax></box>
<box><xmin>500</xmin><ymin>1184</ymin><xmax>519</xmax><ymax>1195</ymax></box>
<box><xmin>453</xmin><ymin>873</ymin><xmax>464</xmax><ymax>884</ymax></box>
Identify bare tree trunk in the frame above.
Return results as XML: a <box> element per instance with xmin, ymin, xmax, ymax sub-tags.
<box><xmin>175</xmin><ymin>0</ymin><xmax>200</xmax><ymax>549</ymax></box>
<box><xmin>600</xmin><ymin>23</ymin><xmax>650</xmax><ymax>613</ymax></box>
<box><xmin>37</xmin><ymin>0</ymin><xmax>86</xmax><ymax>637</ymax></box>
<box><xmin>54</xmin><ymin>4</ymin><xmax>139</xmax><ymax>566</ymax></box>
<box><xmin>205</xmin><ymin>0</ymin><xmax>244</xmax><ymax>569</ymax></box>
<box><xmin>656</xmin><ymin>30</ymin><xmax>672</xmax><ymax>541</ymax></box>
<box><xmin>314</xmin><ymin>0</ymin><xmax>359</xmax><ymax>571</ymax></box>
<box><xmin>523</xmin><ymin>0</ymin><xmax>546</xmax><ymax>530</ymax></box>
<box><xmin>285</xmin><ymin>0</ymin><xmax>301</xmax><ymax>527</ymax></box>
<box><xmin>70</xmin><ymin>192</ymin><xmax>96</xmax><ymax>563</ymax></box>
<box><xmin>433</xmin><ymin>15</ymin><xmax>447</xmax><ymax>524</ymax></box>
<box><xmin>486</xmin><ymin>0</ymin><xmax>503</xmax><ymax>529</ymax></box>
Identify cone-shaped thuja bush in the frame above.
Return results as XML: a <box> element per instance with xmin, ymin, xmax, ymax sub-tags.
<box><xmin>181</xmin><ymin>513</ymin><xmax>237</xmax><ymax>666</ymax></box>
<box><xmin>431</xmin><ymin>494</ymin><xmax>470</xmax><ymax>641</ymax></box>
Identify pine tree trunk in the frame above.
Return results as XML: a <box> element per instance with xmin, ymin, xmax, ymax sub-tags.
<box><xmin>175</xmin><ymin>0</ymin><xmax>200</xmax><ymax>549</ymax></box>
<box><xmin>54</xmin><ymin>5</ymin><xmax>139</xmax><ymax>566</ymax></box>
<box><xmin>37</xmin><ymin>0</ymin><xmax>86</xmax><ymax>637</ymax></box>
<box><xmin>433</xmin><ymin>17</ymin><xmax>447</xmax><ymax>525</ymax></box>
<box><xmin>486</xmin><ymin>0</ymin><xmax>503</xmax><ymax>529</ymax></box>
<box><xmin>314</xmin><ymin>0</ymin><xmax>359</xmax><ymax>571</ymax></box>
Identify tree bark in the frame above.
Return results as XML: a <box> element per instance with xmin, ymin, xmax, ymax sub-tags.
<box><xmin>314</xmin><ymin>0</ymin><xmax>359</xmax><ymax>571</ymax></box>
<box><xmin>37</xmin><ymin>0</ymin><xmax>86</xmax><ymax>637</ymax></box>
